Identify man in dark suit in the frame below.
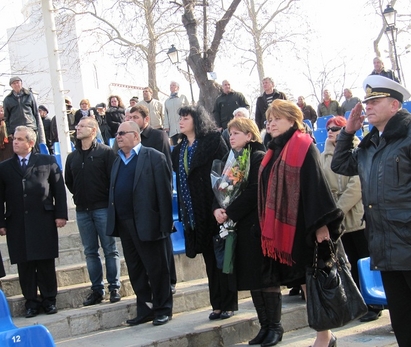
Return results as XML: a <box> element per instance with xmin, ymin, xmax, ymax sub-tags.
<box><xmin>123</xmin><ymin>105</ymin><xmax>177</xmax><ymax>292</ymax></box>
<box><xmin>0</xmin><ymin>126</ymin><xmax>68</xmax><ymax>318</ymax></box>
<box><xmin>107</xmin><ymin>121</ymin><xmax>173</xmax><ymax>326</ymax></box>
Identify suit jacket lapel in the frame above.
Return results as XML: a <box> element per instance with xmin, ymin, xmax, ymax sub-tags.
<box><xmin>111</xmin><ymin>157</ymin><xmax>121</xmax><ymax>184</ymax></box>
<box><xmin>133</xmin><ymin>147</ymin><xmax>147</xmax><ymax>191</ymax></box>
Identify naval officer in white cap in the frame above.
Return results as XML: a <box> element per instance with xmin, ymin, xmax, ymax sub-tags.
<box><xmin>331</xmin><ymin>75</ymin><xmax>411</xmax><ymax>347</ymax></box>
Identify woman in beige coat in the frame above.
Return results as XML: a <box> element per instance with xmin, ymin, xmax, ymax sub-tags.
<box><xmin>320</xmin><ymin>116</ymin><xmax>382</xmax><ymax>323</ymax></box>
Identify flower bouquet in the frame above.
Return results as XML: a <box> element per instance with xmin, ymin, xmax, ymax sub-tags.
<box><xmin>211</xmin><ymin>147</ymin><xmax>251</xmax><ymax>273</ymax></box>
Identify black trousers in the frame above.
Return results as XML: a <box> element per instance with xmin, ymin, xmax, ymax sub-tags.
<box><xmin>166</xmin><ymin>236</ymin><xmax>177</xmax><ymax>285</ymax></box>
<box><xmin>118</xmin><ymin>218</ymin><xmax>173</xmax><ymax>318</ymax></box>
<box><xmin>341</xmin><ymin>229</ymin><xmax>369</xmax><ymax>288</ymax></box>
<box><xmin>202</xmin><ymin>244</ymin><xmax>238</xmax><ymax>312</ymax></box>
<box><xmin>17</xmin><ymin>259</ymin><xmax>57</xmax><ymax>309</ymax></box>
<box><xmin>381</xmin><ymin>270</ymin><xmax>411</xmax><ymax>347</ymax></box>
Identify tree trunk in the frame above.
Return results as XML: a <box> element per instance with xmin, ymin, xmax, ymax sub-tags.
<box><xmin>181</xmin><ymin>0</ymin><xmax>242</xmax><ymax>113</ymax></box>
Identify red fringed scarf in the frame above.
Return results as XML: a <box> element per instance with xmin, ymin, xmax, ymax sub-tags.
<box><xmin>258</xmin><ymin>130</ymin><xmax>312</xmax><ymax>266</ymax></box>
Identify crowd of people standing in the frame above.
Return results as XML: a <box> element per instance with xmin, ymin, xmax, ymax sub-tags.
<box><xmin>0</xmin><ymin>55</ymin><xmax>411</xmax><ymax>346</ymax></box>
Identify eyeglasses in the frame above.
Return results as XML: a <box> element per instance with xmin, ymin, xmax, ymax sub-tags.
<box><xmin>115</xmin><ymin>131</ymin><xmax>135</xmax><ymax>137</ymax></box>
<box><xmin>75</xmin><ymin>124</ymin><xmax>94</xmax><ymax>129</ymax></box>
<box><xmin>327</xmin><ymin>126</ymin><xmax>342</xmax><ymax>132</ymax></box>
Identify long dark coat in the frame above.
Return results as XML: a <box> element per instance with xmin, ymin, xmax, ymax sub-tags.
<box><xmin>0</xmin><ymin>251</ymin><xmax>5</xmax><ymax>277</ymax></box>
<box><xmin>0</xmin><ymin>154</ymin><xmax>68</xmax><ymax>264</ymax></box>
<box><xmin>213</xmin><ymin>141</ymin><xmax>266</xmax><ymax>290</ymax></box>
<box><xmin>260</xmin><ymin>128</ymin><xmax>344</xmax><ymax>287</ymax></box>
<box><xmin>171</xmin><ymin>131</ymin><xmax>228</xmax><ymax>257</ymax></box>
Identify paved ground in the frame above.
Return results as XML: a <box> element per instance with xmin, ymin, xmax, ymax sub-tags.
<box><xmin>231</xmin><ymin>311</ymin><xmax>397</xmax><ymax>347</ymax></box>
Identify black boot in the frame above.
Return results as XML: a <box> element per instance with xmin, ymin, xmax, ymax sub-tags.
<box><xmin>249</xmin><ymin>290</ymin><xmax>268</xmax><ymax>345</ymax></box>
<box><xmin>261</xmin><ymin>292</ymin><xmax>284</xmax><ymax>347</ymax></box>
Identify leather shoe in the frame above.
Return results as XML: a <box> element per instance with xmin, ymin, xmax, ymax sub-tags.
<box><xmin>44</xmin><ymin>304</ymin><xmax>57</xmax><ymax>315</ymax></box>
<box><xmin>360</xmin><ymin>310</ymin><xmax>382</xmax><ymax>322</ymax></box>
<box><xmin>126</xmin><ymin>314</ymin><xmax>154</xmax><ymax>326</ymax></box>
<box><xmin>83</xmin><ymin>291</ymin><xmax>103</xmax><ymax>306</ymax></box>
<box><xmin>26</xmin><ymin>308</ymin><xmax>39</xmax><ymax>318</ymax></box>
<box><xmin>152</xmin><ymin>315</ymin><xmax>170</xmax><ymax>326</ymax></box>
<box><xmin>220</xmin><ymin>311</ymin><xmax>234</xmax><ymax>319</ymax></box>
<box><xmin>209</xmin><ymin>311</ymin><xmax>221</xmax><ymax>320</ymax></box>
<box><xmin>109</xmin><ymin>289</ymin><xmax>121</xmax><ymax>303</ymax></box>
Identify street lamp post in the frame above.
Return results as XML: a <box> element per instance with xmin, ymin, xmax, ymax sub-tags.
<box><xmin>166</xmin><ymin>45</ymin><xmax>195</xmax><ymax>105</ymax></box>
<box><xmin>383</xmin><ymin>4</ymin><xmax>401</xmax><ymax>83</ymax></box>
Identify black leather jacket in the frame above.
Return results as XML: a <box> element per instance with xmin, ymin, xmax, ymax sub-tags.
<box><xmin>331</xmin><ymin>109</ymin><xmax>411</xmax><ymax>271</ymax></box>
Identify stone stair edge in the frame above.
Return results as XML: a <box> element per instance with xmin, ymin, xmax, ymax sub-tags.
<box><xmin>51</xmin><ymin>293</ymin><xmax>307</xmax><ymax>346</ymax></box>
<box><xmin>10</xmin><ymin>279</ymin><xmax>255</xmax><ymax>341</ymax></box>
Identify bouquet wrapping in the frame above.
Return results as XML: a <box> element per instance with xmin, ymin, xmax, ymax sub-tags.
<box><xmin>211</xmin><ymin>147</ymin><xmax>251</xmax><ymax>273</ymax></box>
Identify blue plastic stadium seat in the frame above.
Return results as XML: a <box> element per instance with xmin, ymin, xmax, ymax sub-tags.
<box><xmin>344</xmin><ymin>111</ymin><xmax>351</xmax><ymax>119</ymax></box>
<box><xmin>357</xmin><ymin>257</ymin><xmax>388</xmax><ymax>306</ymax></box>
<box><xmin>171</xmin><ymin>221</ymin><xmax>185</xmax><ymax>255</ymax></box>
<box><xmin>0</xmin><ymin>290</ymin><xmax>55</xmax><ymax>346</ymax></box>
<box><xmin>313</xmin><ymin>129</ymin><xmax>328</xmax><ymax>144</ymax></box>
<box><xmin>303</xmin><ymin>119</ymin><xmax>313</xmax><ymax>130</ymax></box>
<box><xmin>316</xmin><ymin>115</ymin><xmax>334</xmax><ymax>129</ymax></box>
<box><xmin>39</xmin><ymin>143</ymin><xmax>50</xmax><ymax>155</ymax></box>
<box><xmin>403</xmin><ymin>101</ymin><xmax>411</xmax><ymax>113</ymax></box>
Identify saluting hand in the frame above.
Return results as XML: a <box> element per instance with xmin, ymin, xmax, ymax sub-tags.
<box><xmin>345</xmin><ymin>102</ymin><xmax>364</xmax><ymax>134</ymax></box>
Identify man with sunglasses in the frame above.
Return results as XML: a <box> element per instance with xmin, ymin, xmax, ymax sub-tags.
<box><xmin>332</xmin><ymin>75</ymin><xmax>411</xmax><ymax>347</ymax></box>
<box><xmin>107</xmin><ymin>121</ymin><xmax>173</xmax><ymax>326</ymax></box>
<box><xmin>65</xmin><ymin>117</ymin><xmax>120</xmax><ymax>307</ymax></box>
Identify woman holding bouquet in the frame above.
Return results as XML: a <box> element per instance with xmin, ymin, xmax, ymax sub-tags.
<box><xmin>171</xmin><ymin>105</ymin><xmax>238</xmax><ymax>320</ymax></box>
<box><xmin>213</xmin><ymin>118</ymin><xmax>286</xmax><ymax>346</ymax></box>
<box><xmin>259</xmin><ymin>100</ymin><xmax>343</xmax><ymax>347</ymax></box>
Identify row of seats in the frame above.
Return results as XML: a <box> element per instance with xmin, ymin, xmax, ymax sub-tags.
<box><xmin>310</xmin><ymin>114</ymin><xmax>366</xmax><ymax>153</ymax></box>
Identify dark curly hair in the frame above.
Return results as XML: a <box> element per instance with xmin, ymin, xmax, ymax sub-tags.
<box><xmin>178</xmin><ymin>105</ymin><xmax>217</xmax><ymax>138</ymax></box>
<box><xmin>108</xmin><ymin>95</ymin><xmax>125</xmax><ymax>109</ymax></box>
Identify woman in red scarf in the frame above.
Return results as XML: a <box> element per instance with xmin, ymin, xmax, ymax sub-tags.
<box><xmin>258</xmin><ymin>100</ymin><xmax>343</xmax><ymax>347</ymax></box>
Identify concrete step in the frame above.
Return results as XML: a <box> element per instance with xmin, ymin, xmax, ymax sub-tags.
<box><xmin>231</xmin><ymin>310</ymin><xmax>396</xmax><ymax>347</ymax></box>
<box><xmin>1</xmin><ymin>260</ymin><xmax>129</xmax><ymax>297</ymax></box>
<box><xmin>1</xmin><ymin>251</ymin><xmax>207</xmax><ymax>297</ymax></box>
<box><xmin>0</xmin><ymin>226</ymin><xmax>120</xmax><ymax>275</ymax></box>
<box><xmin>12</xmin><ymin>278</ymin><xmax>251</xmax><ymax>341</ymax></box>
<box><xmin>50</xmin><ymin>290</ymin><xmax>306</xmax><ymax>346</ymax></box>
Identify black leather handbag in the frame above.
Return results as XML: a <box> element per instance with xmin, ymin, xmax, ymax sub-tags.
<box><xmin>306</xmin><ymin>240</ymin><xmax>367</xmax><ymax>331</ymax></box>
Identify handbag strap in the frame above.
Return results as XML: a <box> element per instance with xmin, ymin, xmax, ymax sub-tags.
<box><xmin>327</xmin><ymin>240</ymin><xmax>342</xmax><ymax>272</ymax></box>
<box><xmin>312</xmin><ymin>241</ymin><xmax>319</xmax><ymax>278</ymax></box>
<box><xmin>311</xmin><ymin>240</ymin><xmax>342</xmax><ymax>279</ymax></box>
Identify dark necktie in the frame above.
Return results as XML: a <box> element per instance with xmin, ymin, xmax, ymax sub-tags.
<box><xmin>21</xmin><ymin>158</ymin><xmax>27</xmax><ymax>173</ymax></box>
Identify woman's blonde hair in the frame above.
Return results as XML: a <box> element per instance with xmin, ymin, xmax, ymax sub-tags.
<box><xmin>266</xmin><ymin>99</ymin><xmax>305</xmax><ymax>131</ymax></box>
<box><xmin>227</xmin><ymin>118</ymin><xmax>262</xmax><ymax>143</ymax></box>
<box><xmin>79</xmin><ymin>99</ymin><xmax>90</xmax><ymax>107</ymax></box>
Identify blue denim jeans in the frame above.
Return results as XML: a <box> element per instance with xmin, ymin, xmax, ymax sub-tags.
<box><xmin>76</xmin><ymin>208</ymin><xmax>120</xmax><ymax>294</ymax></box>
